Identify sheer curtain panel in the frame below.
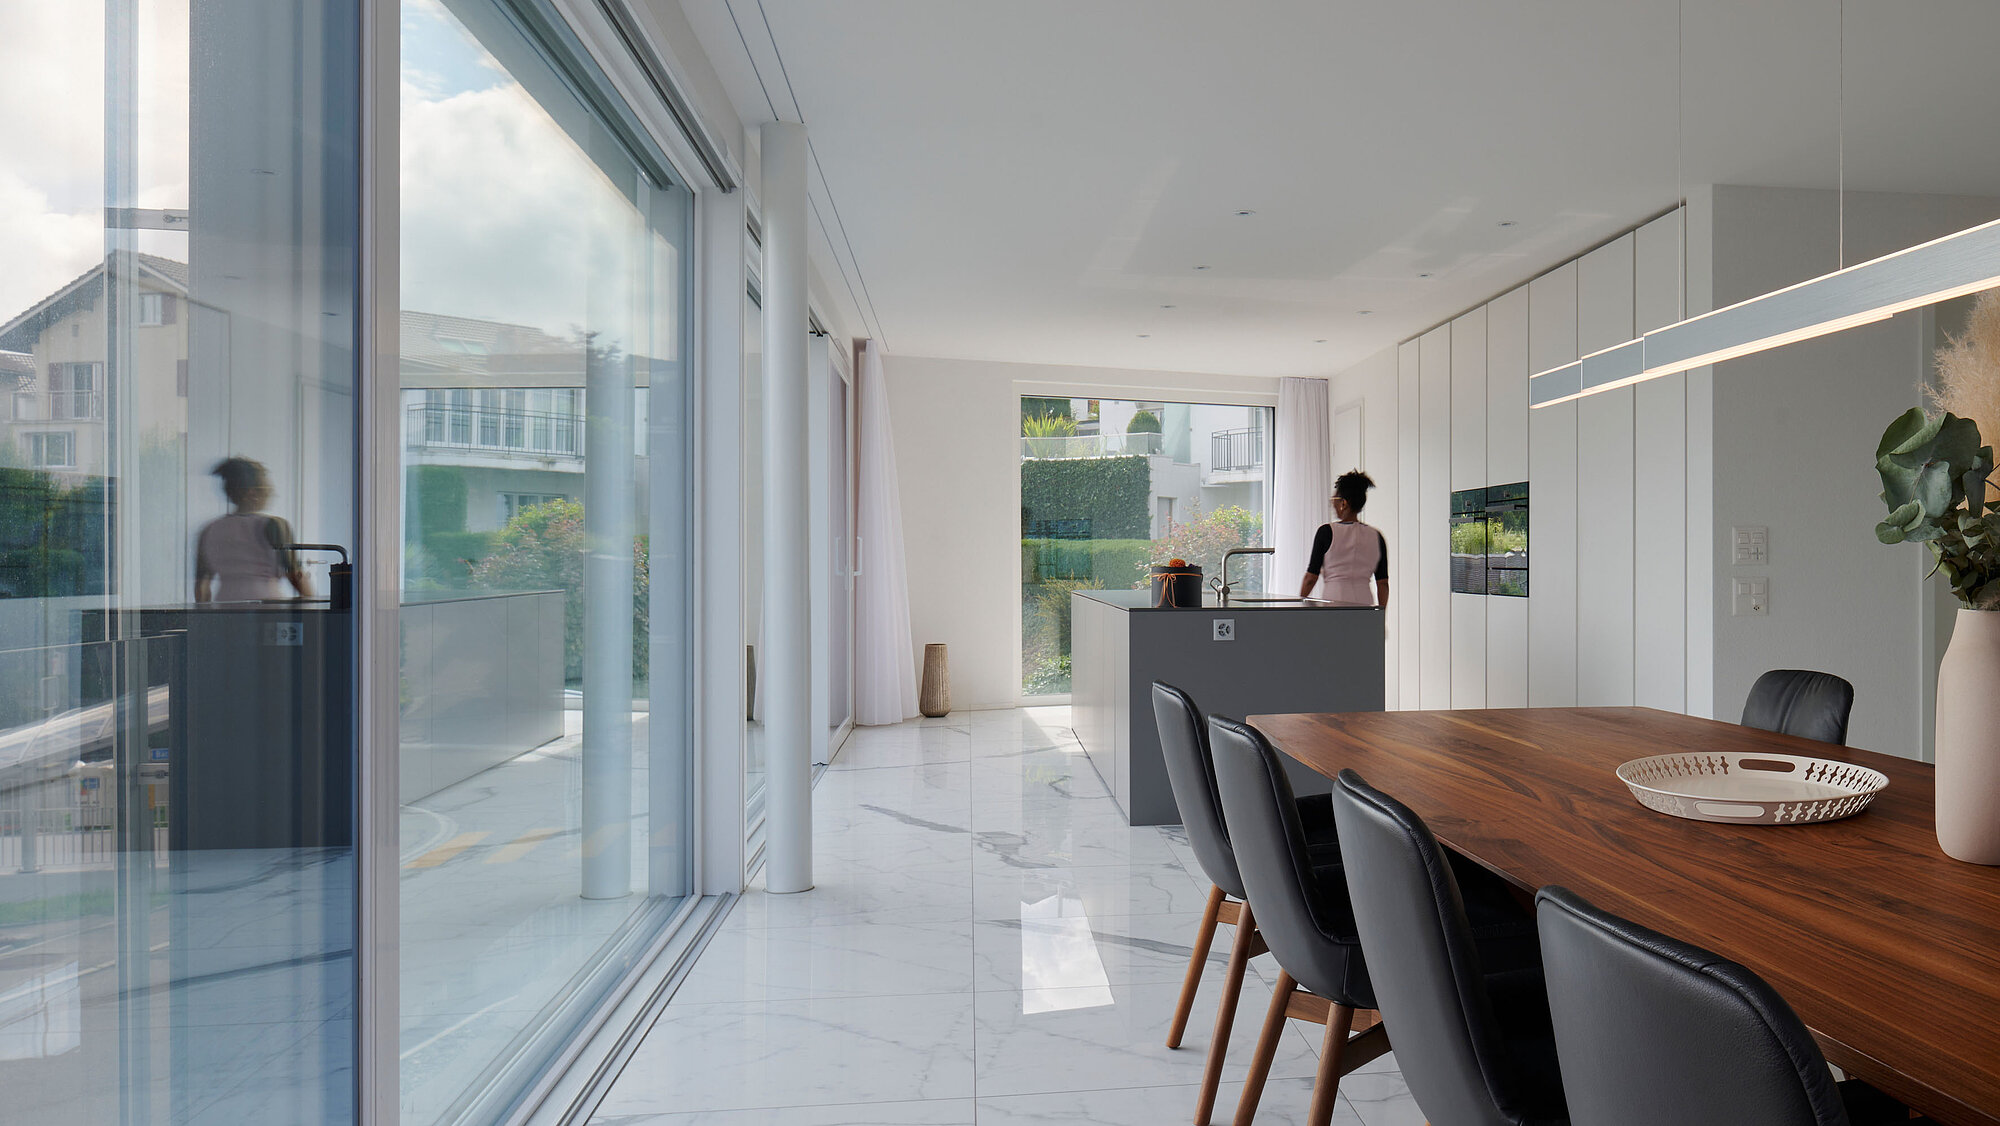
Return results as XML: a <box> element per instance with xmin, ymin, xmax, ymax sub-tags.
<box><xmin>1273</xmin><ymin>376</ymin><xmax>1332</xmax><ymax>589</ymax></box>
<box><xmin>853</xmin><ymin>341</ymin><xmax>920</xmax><ymax>724</ymax></box>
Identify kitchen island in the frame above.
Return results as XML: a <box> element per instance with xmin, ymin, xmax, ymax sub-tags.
<box><xmin>1069</xmin><ymin>588</ymin><xmax>1384</xmax><ymax>825</ymax></box>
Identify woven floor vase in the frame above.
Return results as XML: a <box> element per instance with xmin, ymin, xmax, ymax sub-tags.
<box><xmin>920</xmin><ymin>643</ymin><xmax>951</xmax><ymax>718</ymax></box>
<box><xmin>1935</xmin><ymin>608</ymin><xmax>2000</xmax><ymax>863</ymax></box>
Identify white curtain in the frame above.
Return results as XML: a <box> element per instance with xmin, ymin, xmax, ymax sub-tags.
<box><xmin>1272</xmin><ymin>376</ymin><xmax>1332</xmax><ymax>593</ymax></box>
<box><xmin>853</xmin><ymin>340</ymin><xmax>920</xmax><ymax>724</ymax></box>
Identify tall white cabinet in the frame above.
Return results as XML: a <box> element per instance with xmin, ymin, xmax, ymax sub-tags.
<box><xmin>1527</xmin><ymin>263</ymin><xmax>1580</xmax><ymax>707</ymax></box>
<box><xmin>1450</xmin><ymin>309</ymin><xmax>1487</xmax><ymax>709</ymax></box>
<box><xmin>1395</xmin><ymin>206</ymin><xmax>1700</xmax><ymax>720</ymax></box>
<box><xmin>1485</xmin><ymin>286</ymin><xmax>1530</xmax><ymax>708</ymax></box>
<box><xmin>1576</xmin><ymin>235</ymin><xmax>1638</xmax><ymax>707</ymax></box>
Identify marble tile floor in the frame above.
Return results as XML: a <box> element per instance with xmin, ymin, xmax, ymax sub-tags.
<box><xmin>588</xmin><ymin>706</ymin><xmax>1426</xmax><ymax>1125</ymax></box>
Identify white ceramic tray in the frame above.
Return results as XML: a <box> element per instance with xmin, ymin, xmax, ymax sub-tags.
<box><xmin>1615</xmin><ymin>752</ymin><xmax>1888</xmax><ymax>825</ymax></box>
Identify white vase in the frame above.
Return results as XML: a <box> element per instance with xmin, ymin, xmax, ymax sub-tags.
<box><xmin>1934</xmin><ymin>607</ymin><xmax>2000</xmax><ymax>863</ymax></box>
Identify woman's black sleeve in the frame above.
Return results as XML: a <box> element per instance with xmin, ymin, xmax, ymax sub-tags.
<box><xmin>1375</xmin><ymin>530</ymin><xmax>1389</xmax><ymax>580</ymax></box>
<box><xmin>1305</xmin><ymin>524</ymin><xmax>1332</xmax><ymax>575</ymax></box>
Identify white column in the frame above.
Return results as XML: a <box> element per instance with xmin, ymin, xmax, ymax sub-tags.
<box><xmin>582</xmin><ymin>336</ymin><xmax>636</xmax><ymax>900</ymax></box>
<box><xmin>761</xmin><ymin>121</ymin><xmax>813</xmax><ymax>893</ymax></box>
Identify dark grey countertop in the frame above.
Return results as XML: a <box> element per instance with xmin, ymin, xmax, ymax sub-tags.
<box><xmin>1072</xmin><ymin>588</ymin><xmax>1377</xmax><ymax>612</ymax></box>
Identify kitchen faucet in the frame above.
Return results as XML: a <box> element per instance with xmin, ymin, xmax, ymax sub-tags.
<box><xmin>1213</xmin><ymin>547</ymin><xmax>1275</xmax><ymax>606</ymax></box>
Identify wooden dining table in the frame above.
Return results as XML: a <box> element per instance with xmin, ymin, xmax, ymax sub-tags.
<box><xmin>1250</xmin><ymin>706</ymin><xmax>2000</xmax><ymax>1126</ymax></box>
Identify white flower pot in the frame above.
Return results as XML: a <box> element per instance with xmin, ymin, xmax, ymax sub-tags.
<box><xmin>1934</xmin><ymin>608</ymin><xmax>2000</xmax><ymax>863</ymax></box>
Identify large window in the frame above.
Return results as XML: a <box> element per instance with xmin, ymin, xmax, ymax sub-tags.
<box><xmin>398</xmin><ymin>2</ymin><xmax>693</xmax><ymax>1122</ymax></box>
<box><xmin>1020</xmin><ymin>396</ymin><xmax>1273</xmax><ymax>694</ymax></box>
<box><xmin>0</xmin><ymin>4</ymin><xmax>362</xmax><ymax>1124</ymax></box>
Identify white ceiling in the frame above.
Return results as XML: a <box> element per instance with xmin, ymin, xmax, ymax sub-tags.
<box><xmin>680</xmin><ymin>0</ymin><xmax>2000</xmax><ymax>378</ymax></box>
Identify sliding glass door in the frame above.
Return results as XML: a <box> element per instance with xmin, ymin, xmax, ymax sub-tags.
<box><xmin>398</xmin><ymin>2</ymin><xmax>693</xmax><ymax>1121</ymax></box>
<box><xmin>1</xmin><ymin>3</ymin><xmax>363</xmax><ymax>1122</ymax></box>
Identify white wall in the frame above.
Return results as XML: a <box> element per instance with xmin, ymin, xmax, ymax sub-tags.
<box><xmin>882</xmin><ymin>354</ymin><xmax>1278</xmax><ymax>709</ymax></box>
<box><xmin>1395</xmin><ymin>340</ymin><xmax>1420</xmax><ymax>706</ymax></box>
<box><xmin>1706</xmin><ymin>185</ymin><xmax>2000</xmax><ymax>757</ymax></box>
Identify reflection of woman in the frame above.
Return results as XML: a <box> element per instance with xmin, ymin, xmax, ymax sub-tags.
<box><xmin>195</xmin><ymin>457</ymin><xmax>310</xmax><ymax>602</ymax></box>
<box><xmin>1300</xmin><ymin>470</ymin><xmax>1389</xmax><ymax>609</ymax></box>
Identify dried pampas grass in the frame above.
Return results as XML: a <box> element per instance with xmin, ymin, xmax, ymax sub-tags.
<box><xmin>1933</xmin><ymin>289</ymin><xmax>2000</xmax><ymax>450</ymax></box>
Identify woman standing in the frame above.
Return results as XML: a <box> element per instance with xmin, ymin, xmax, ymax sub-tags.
<box><xmin>195</xmin><ymin>457</ymin><xmax>311</xmax><ymax>602</ymax></box>
<box><xmin>1299</xmin><ymin>469</ymin><xmax>1389</xmax><ymax>609</ymax></box>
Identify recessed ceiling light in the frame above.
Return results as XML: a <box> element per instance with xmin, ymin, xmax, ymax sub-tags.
<box><xmin>1160</xmin><ymin>304</ymin><xmax>1176</xmax><ymax>309</ymax></box>
<box><xmin>1498</xmin><ymin>220</ymin><xmax>1518</xmax><ymax>228</ymax></box>
<box><xmin>1358</xmin><ymin>309</ymin><xmax>1374</xmax><ymax>316</ymax></box>
<box><xmin>1314</xmin><ymin>338</ymin><xmax>1327</xmax><ymax>343</ymax></box>
<box><xmin>1235</xmin><ymin>209</ymin><xmax>1256</xmax><ymax>217</ymax></box>
<box><xmin>1138</xmin><ymin>333</ymin><xmax>1151</xmax><ymax>338</ymax></box>
<box><xmin>1194</xmin><ymin>265</ymin><xmax>1210</xmax><ymax>270</ymax></box>
<box><xmin>1417</xmin><ymin>272</ymin><xmax>1433</xmax><ymax>278</ymax></box>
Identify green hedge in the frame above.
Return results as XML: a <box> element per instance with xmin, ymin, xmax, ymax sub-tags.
<box><xmin>426</xmin><ymin>531</ymin><xmax>498</xmax><ymax>567</ymax></box>
<box><xmin>1022</xmin><ymin>538</ymin><xmax>1153</xmax><ymax>586</ymax></box>
<box><xmin>0</xmin><ymin>469</ymin><xmax>108</xmax><ymax>599</ymax></box>
<box><xmin>1021</xmin><ymin>455</ymin><xmax>1150</xmax><ymax>539</ymax></box>
<box><xmin>408</xmin><ymin>465</ymin><xmax>468</xmax><ymax>537</ymax></box>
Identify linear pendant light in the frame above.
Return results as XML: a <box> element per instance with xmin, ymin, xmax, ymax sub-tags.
<box><xmin>1530</xmin><ymin>215</ymin><xmax>2000</xmax><ymax>408</ymax></box>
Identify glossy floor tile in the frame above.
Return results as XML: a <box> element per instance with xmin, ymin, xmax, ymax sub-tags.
<box><xmin>589</xmin><ymin>707</ymin><xmax>1428</xmax><ymax>1125</ymax></box>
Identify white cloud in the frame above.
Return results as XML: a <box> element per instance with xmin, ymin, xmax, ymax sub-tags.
<box><xmin>400</xmin><ymin>73</ymin><xmax>651</xmax><ymax>347</ymax></box>
<box><xmin>0</xmin><ymin>2</ymin><xmax>189</xmax><ymax>322</ymax></box>
<box><xmin>0</xmin><ymin>0</ymin><xmax>668</xmax><ymax>357</ymax></box>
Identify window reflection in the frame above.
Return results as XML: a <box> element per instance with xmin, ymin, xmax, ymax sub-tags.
<box><xmin>398</xmin><ymin>1</ymin><xmax>692</xmax><ymax>1120</ymax></box>
<box><xmin>1</xmin><ymin>2</ymin><xmax>361</xmax><ymax>1122</ymax></box>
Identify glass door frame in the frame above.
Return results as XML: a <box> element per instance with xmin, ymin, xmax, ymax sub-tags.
<box><xmin>357</xmin><ymin>0</ymin><xmax>744</xmax><ymax>1121</ymax></box>
<box><xmin>809</xmin><ymin>332</ymin><xmax>857</xmax><ymax>764</ymax></box>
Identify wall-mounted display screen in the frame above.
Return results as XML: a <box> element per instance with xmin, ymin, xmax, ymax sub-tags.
<box><xmin>1448</xmin><ymin>482</ymin><xmax>1529</xmax><ymax>597</ymax></box>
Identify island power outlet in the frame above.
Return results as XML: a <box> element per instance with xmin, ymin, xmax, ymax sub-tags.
<box><xmin>1212</xmin><ymin>618</ymin><xmax>1236</xmax><ymax>642</ymax></box>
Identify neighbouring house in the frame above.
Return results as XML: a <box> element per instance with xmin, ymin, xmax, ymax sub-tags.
<box><xmin>0</xmin><ymin>253</ymin><xmax>190</xmax><ymax>484</ymax></box>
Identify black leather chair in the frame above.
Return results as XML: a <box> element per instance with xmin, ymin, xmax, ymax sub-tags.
<box><xmin>1207</xmin><ymin>717</ymin><xmax>1387</xmax><ymax>1126</ymax></box>
<box><xmin>1535</xmin><ymin>886</ymin><xmax>1922</xmax><ymax>1126</ymax></box>
<box><xmin>1741</xmin><ymin>669</ymin><xmax>1855</xmax><ymax>745</ymax></box>
<box><xmin>1330</xmin><ymin>768</ymin><xmax>1569</xmax><ymax>1126</ymax></box>
<box><xmin>1151</xmin><ymin>683</ymin><xmax>1342</xmax><ymax>1124</ymax></box>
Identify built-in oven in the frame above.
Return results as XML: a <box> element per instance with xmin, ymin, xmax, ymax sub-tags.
<box><xmin>1485</xmin><ymin>482</ymin><xmax>1529</xmax><ymax>597</ymax></box>
<box><xmin>1450</xmin><ymin>488</ymin><xmax>1488</xmax><ymax>595</ymax></box>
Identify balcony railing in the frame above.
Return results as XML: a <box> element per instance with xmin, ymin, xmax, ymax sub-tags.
<box><xmin>13</xmin><ymin>390</ymin><xmax>103</xmax><ymax>422</ymax></box>
<box><xmin>406</xmin><ymin>403</ymin><xmax>584</xmax><ymax>459</ymax></box>
<box><xmin>1210</xmin><ymin>426</ymin><xmax>1265</xmax><ymax>472</ymax></box>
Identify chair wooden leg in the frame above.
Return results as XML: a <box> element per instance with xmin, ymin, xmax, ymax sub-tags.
<box><xmin>1232</xmin><ymin>967</ymin><xmax>1297</xmax><ymax>1126</ymax></box>
<box><xmin>1307</xmin><ymin>1002</ymin><xmax>1357</xmax><ymax>1126</ymax></box>
<box><xmin>1168</xmin><ymin>884</ymin><xmax>1225</xmax><ymax>1049</ymax></box>
<box><xmin>1195</xmin><ymin>898</ymin><xmax>1257</xmax><ymax>1126</ymax></box>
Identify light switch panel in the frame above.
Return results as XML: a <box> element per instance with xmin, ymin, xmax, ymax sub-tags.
<box><xmin>1733</xmin><ymin>526</ymin><xmax>1768</xmax><ymax>566</ymax></box>
<box><xmin>1733</xmin><ymin>577</ymin><xmax>1768</xmax><ymax>616</ymax></box>
<box><xmin>1212</xmin><ymin>618</ymin><xmax>1235</xmax><ymax>642</ymax></box>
